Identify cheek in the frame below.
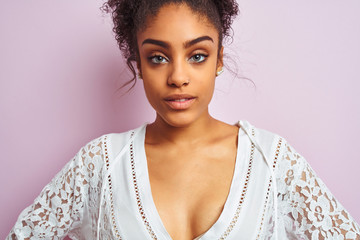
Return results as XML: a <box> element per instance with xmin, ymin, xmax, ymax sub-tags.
<box><xmin>142</xmin><ymin>80</ymin><xmax>162</xmax><ymax>107</ymax></box>
<box><xmin>204</xmin><ymin>81</ymin><xmax>216</xmax><ymax>101</ymax></box>
<box><xmin>142</xmin><ymin>80</ymin><xmax>155</xmax><ymax>97</ymax></box>
<box><xmin>197</xmin><ymin>72</ymin><xmax>216</xmax><ymax>95</ymax></box>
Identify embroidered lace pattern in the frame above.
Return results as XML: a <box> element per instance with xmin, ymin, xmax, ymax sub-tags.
<box><xmin>219</xmin><ymin>128</ymin><xmax>256</xmax><ymax>239</ymax></box>
<box><xmin>103</xmin><ymin>135</ymin><xmax>122</xmax><ymax>239</ymax></box>
<box><xmin>129</xmin><ymin>133</ymin><xmax>158</xmax><ymax>239</ymax></box>
<box><xmin>6</xmin><ymin>136</ymin><xmax>109</xmax><ymax>240</ymax></box>
<box><xmin>262</xmin><ymin>143</ymin><xmax>360</xmax><ymax>239</ymax></box>
<box><xmin>256</xmin><ymin>137</ymin><xmax>283</xmax><ymax>239</ymax></box>
<box><xmin>6</xmin><ymin>135</ymin><xmax>360</xmax><ymax>239</ymax></box>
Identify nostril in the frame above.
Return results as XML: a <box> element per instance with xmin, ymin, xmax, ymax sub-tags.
<box><xmin>167</xmin><ymin>77</ymin><xmax>190</xmax><ymax>87</ymax></box>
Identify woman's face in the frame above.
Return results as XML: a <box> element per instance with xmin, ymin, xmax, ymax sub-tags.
<box><xmin>137</xmin><ymin>3</ymin><xmax>223</xmax><ymax>128</ymax></box>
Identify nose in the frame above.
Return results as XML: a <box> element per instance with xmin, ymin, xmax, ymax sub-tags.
<box><xmin>167</xmin><ymin>60</ymin><xmax>189</xmax><ymax>88</ymax></box>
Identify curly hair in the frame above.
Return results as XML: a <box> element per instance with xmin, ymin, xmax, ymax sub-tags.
<box><xmin>102</xmin><ymin>0</ymin><xmax>239</xmax><ymax>90</ymax></box>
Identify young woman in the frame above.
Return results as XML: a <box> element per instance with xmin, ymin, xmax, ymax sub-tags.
<box><xmin>7</xmin><ymin>0</ymin><xmax>360</xmax><ymax>239</ymax></box>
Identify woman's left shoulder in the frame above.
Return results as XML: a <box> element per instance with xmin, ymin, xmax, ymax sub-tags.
<box><xmin>238</xmin><ymin>120</ymin><xmax>284</xmax><ymax>142</ymax></box>
<box><xmin>238</xmin><ymin>120</ymin><xmax>288</xmax><ymax>160</ymax></box>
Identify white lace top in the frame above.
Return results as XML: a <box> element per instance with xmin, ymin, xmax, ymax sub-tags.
<box><xmin>7</xmin><ymin>120</ymin><xmax>360</xmax><ymax>240</ymax></box>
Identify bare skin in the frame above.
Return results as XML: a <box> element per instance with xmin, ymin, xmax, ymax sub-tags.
<box><xmin>146</xmin><ymin>119</ymin><xmax>238</xmax><ymax>239</ymax></box>
<box><xmin>137</xmin><ymin>3</ymin><xmax>239</xmax><ymax>239</ymax></box>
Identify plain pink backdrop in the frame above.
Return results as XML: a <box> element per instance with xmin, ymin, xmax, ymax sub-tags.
<box><xmin>1</xmin><ymin>0</ymin><xmax>359</xmax><ymax>238</ymax></box>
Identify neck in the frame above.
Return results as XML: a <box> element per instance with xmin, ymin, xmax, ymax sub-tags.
<box><xmin>146</xmin><ymin>114</ymin><xmax>219</xmax><ymax>145</ymax></box>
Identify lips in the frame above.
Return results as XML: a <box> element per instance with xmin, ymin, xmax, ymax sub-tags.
<box><xmin>164</xmin><ymin>94</ymin><xmax>196</xmax><ymax>110</ymax></box>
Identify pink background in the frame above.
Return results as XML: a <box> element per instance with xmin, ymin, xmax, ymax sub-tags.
<box><xmin>1</xmin><ymin>0</ymin><xmax>359</xmax><ymax>238</ymax></box>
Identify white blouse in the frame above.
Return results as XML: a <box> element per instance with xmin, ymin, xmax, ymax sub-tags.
<box><xmin>7</xmin><ymin>120</ymin><xmax>360</xmax><ymax>240</ymax></box>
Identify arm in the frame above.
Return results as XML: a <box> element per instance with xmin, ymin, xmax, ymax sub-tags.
<box><xmin>6</xmin><ymin>136</ymin><xmax>105</xmax><ymax>240</ymax></box>
<box><xmin>277</xmin><ymin>143</ymin><xmax>360</xmax><ymax>239</ymax></box>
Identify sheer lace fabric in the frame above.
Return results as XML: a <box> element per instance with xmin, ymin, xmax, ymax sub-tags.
<box><xmin>7</xmin><ymin>137</ymin><xmax>108</xmax><ymax>240</ymax></box>
<box><xmin>6</xmin><ymin>131</ymin><xmax>360</xmax><ymax>239</ymax></box>
<box><xmin>262</xmin><ymin>143</ymin><xmax>360</xmax><ymax>240</ymax></box>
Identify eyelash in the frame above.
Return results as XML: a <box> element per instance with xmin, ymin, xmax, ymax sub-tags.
<box><xmin>148</xmin><ymin>55</ymin><xmax>168</xmax><ymax>64</ymax></box>
<box><xmin>147</xmin><ymin>53</ymin><xmax>209</xmax><ymax>65</ymax></box>
<box><xmin>189</xmin><ymin>53</ymin><xmax>208</xmax><ymax>63</ymax></box>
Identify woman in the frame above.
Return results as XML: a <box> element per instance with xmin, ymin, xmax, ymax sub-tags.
<box><xmin>7</xmin><ymin>0</ymin><xmax>360</xmax><ymax>239</ymax></box>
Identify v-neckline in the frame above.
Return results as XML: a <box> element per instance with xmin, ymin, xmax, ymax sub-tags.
<box><xmin>133</xmin><ymin>123</ymin><xmax>249</xmax><ymax>240</ymax></box>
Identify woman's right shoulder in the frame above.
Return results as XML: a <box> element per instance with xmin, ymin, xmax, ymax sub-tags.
<box><xmin>79</xmin><ymin>126</ymin><xmax>143</xmax><ymax>169</ymax></box>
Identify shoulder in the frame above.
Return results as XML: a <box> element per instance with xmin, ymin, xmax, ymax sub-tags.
<box><xmin>78</xmin><ymin>125</ymin><xmax>145</xmax><ymax>167</ymax></box>
<box><xmin>240</xmin><ymin>121</ymin><xmax>307</xmax><ymax>179</ymax></box>
<box><xmin>238</xmin><ymin>120</ymin><xmax>287</xmax><ymax>158</ymax></box>
<box><xmin>238</xmin><ymin>120</ymin><xmax>310</xmax><ymax>180</ymax></box>
<box><xmin>239</xmin><ymin>120</ymin><xmax>283</xmax><ymax>142</ymax></box>
<box><xmin>238</xmin><ymin>120</ymin><xmax>309</xmax><ymax>186</ymax></box>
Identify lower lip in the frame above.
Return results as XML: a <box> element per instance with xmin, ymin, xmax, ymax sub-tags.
<box><xmin>165</xmin><ymin>98</ymin><xmax>196</xmax><ymax>110</ymax></box>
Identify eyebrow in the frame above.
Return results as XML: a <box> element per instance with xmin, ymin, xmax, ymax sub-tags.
<box><xmin>141</xmin><ymin>35</ymin><xmax>214</xmax><ymax>49</ymax></box>
<box><xmin>142</xmin><ymin>39</ymin><xmax>170</xmax><ymax>49</ymax></box>
<box><xmin>184</xmin><ymin>36</ymin><xmax>213</xmax><ymax>48</ymax></box>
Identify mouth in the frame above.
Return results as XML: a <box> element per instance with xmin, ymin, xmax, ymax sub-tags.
<box><xmin>164</xmin><ymin>94</ymin><xmax>196</xmax><ymax>110</ymax></box>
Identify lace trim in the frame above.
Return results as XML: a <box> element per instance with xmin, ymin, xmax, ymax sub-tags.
<box><xmin>256</xmin><ymin>137</ymin><xmax>283</xmax><ymax>239</ymax></box>
<box><xmin>219</xmin><ymin>128</ymin><xmax>256</xmax><ymax>239</ymax></box>
<box><xmin>104</xmin><ymin>135</ymin><xmax>122</xmax><ymax>239</ymax></box>
<box><xmin>127</xmin><ymin>128</ymin><xmax>279</xmax><ymax>240</ymax></box>
<box><xmin>130</xmin><ymin>132</ymin><xmax>158</xmax><ymax>239</ymax></box>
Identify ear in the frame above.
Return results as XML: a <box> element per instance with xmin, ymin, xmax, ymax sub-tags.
<box><xmin>136</xmin><ymin>60</ymin><xmax>141</xmax><ymax>73</ymax></box>
<box><xmin>136</xmin><ymin>60</ymin><xmax>142</xmax><ymax>79</ymax></box>
<box><xmin>216</xmin><ymin>46</ymin><xmax>224</xmax><ymax>73</ymax></box>
<box><xmin>135</xmin><ymin>50</ymin><xmax>143</xmax><ymax>79</ymax></box>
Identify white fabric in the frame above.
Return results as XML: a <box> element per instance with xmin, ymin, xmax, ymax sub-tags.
<box><xmin>7</xmin><ymin>120</ymin><xmax>360</xmax><ymax>240</ymax></box>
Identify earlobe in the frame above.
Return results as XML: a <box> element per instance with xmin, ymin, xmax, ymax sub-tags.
<box><xmin>136</xmin><ymin>61</ymin><xmax>143</xmax><ymax>80</ymax></box>
<box><xmin>216</xmin><ymin>46</ymin><xmax>224</xmax><ymax>76</ymax></box>
<box><xmin>216</xmin><ymin>69</ymin><xmax>224</xmax><ymax>76</ymax></box>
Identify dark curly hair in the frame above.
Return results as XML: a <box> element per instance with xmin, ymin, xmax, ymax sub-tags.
<box><xmin>102</xmin><ymin>0</ymin><xmax>239</xmax><ymax>90</ymax></box>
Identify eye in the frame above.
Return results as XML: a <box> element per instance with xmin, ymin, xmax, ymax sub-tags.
<box><xmin>148</xmin><ymin>55</ymin><xmax>168</xmax><ymax>64</ymax></box>
<box><xmin>189</xmin><ymin>53</ymin><xmax>208</xmax><ymax>63</ymax></box>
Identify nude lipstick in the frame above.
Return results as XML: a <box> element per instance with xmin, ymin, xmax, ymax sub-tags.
<box><xmin>164</xmin><ymin>94</ymin><xmax>196</xmax><ymax>110</ymax></box>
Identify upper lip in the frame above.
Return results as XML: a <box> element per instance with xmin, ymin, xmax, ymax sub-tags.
<box><xmin>164</xmin><ymin>94</ymin><xmax>196</xmax><ymax>101</ymax></box>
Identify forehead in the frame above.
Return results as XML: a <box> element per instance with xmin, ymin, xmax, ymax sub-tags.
<box><xmin>137</xmin><ymin>3</ymin><xmax>219</xmax><ymax>46</ymax></box>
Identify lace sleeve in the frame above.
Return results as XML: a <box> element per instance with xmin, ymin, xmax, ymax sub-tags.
<box><xmin>277</xmin><ymin>143</ymin><xmax>360</xmax><ymax>239</ymax></box>
<box><xmin>6</xmin><ymin>136</ymin><xmax>106</xmax><ymax>240</ymax></box>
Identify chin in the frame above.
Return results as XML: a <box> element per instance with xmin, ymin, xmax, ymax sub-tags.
<box><xmin>157</xmin><ymin>112</ymin><xmax>198</xmax><ymax>128</ymax></box>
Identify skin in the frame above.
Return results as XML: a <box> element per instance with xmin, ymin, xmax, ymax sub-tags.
<box><xmin>136</xmin><ymin>3</ymin><xmax>239</xmax><ymax>240</ymax></box>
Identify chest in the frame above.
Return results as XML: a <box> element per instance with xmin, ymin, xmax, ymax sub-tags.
<box><xmin>145</xmin><ymin>146</ymin><xmax>237</xmax><ymax>240</ymax></box>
